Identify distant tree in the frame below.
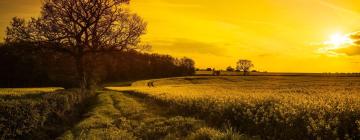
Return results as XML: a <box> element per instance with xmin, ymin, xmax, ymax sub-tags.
<box><xmin>5</xmin><ymin>0</ymin><xmax>146</xmax><ymax>89</ymax></box>
<box><xmin>206</xmin><ymin>68</ymin><xmax>213</xmax><ymax>71</ymax></box>
<box><xmin>226</xmin><ymin>66</ymin><xmax>235</xmax><ymax>72</ymax></box>
<box><xmin>236</xmin><ymin>59</ymin><xmax>254</xmax><ymax>76</ymax></box>
<box><xmin>178</xmin><ymin>57</ymin><xmax>195</xmax><ymax>75</ymax></box>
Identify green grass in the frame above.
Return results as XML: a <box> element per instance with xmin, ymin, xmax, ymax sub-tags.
<box><xmin>60</xmin><ymin>90</ymin><xmax>253</xmax><ymax>140</ymax></box>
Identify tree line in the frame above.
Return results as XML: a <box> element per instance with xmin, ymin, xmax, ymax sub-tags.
<box><xmin>0</xmin><ymin>42</ymin><xmax>195</xmax><ymax>88</ymax></box>
<box><xmin>203</xmin><ymin>59</ymin><xmax>255</xmax><ymax>76</ymax></box>
<box><xmin>1</xmin><ymin>0</ymin><xmax>195</xmax><ymax>89</ymax></box>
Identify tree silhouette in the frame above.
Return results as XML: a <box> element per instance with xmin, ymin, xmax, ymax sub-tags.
<box><xmin>226</xmin><ymin>66</ymin><xmax>235</xmax><ymax>72</ymax></box>
<box><xmin>236</xmin><ymin>59</ymin><xmax>254</xmax><ymax>76</ymax></box>
<box><xmin>5</xmin><ymin>0</ymin><xmax>146</xmax><ymax>89</ymax></box>
<box><xmin>178</xmin><ymin>57</ymin><xmax>195</xmax><ymax>75</ymax></box>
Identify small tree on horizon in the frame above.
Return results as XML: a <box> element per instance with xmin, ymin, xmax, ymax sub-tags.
<box><xmin>236</xmin><ymin>59</ymin><xmax>254</xmax><ymax>76</ymax></box>
<box><xmin>178</xmin><ymin>57</ymin><xmax>195</xmax><ymax>75</ymax></box>
<box><xmin>226</xmin><ymin>66</ymin><xmax>235</xmax><ymax>72</ymax></box>
<box><xmin>5</xmin><ymin>0</ymin><xmax>147</xmax><ymax>89</ymax></box>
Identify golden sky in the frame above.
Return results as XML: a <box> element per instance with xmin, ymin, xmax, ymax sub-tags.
<box><xmin>1</xmin><ymin>0</ymin><xmax>360</xmax><ymax>72</ymax></box>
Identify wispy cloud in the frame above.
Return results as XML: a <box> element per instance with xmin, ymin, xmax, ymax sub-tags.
<box><xmin>310</xmin><ymin>32</ymin><xmax>342</xmax><ymax>55</ymax></box>
<box><xmin>319</xmin><ymin>1</ymin><xmax>360</xmax><ymax>16</ymax></box>
<box><xmin>151</xmin><ymin>38</ymin><xmax>229</xmax><ymax>56</ymax></box>
<box><xmin>333</xmin><ymin>45</ymin><xmax>360</xmax><ymax>56</ymax></box>
<box><xmin>316</xmin><ymin>31</ymin><xmax>360</xmax><ymax>56</ymax></box>
<box><xmin>258</xmin><ymin>53</ymin><xmax>277</xmax><ymax>58</ymax></box>
<box><xmin>134</xmin><ymin>0</ymin><xmax>201</xmax><ymax>8</ymax></box>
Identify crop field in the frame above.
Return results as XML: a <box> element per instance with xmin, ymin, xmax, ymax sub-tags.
<box><xmin>0</xmin><ymin>87</ymin><xmax>63</xmax><ymax>96</ymax></box>
<box><xmin>3</xmin><ymin>76</ymin><xmax>360</xmax><ymax>139</ymax></box>
<box><xmin>108</xmin><ymin>76</ymin><xmax>360</xmax><ymax>139</ymax></box>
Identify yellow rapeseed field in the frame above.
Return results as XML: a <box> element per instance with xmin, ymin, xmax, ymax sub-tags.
<box><xmin>108</xmin><ymin>76</ymin><xmax>360</xmax><ymax>139</ymax></box>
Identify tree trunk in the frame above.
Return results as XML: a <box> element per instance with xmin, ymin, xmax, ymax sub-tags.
<box><xmin>75</xmin><ymin>55</ymin><xmax>87</xmax><ymax>91</ymax></box>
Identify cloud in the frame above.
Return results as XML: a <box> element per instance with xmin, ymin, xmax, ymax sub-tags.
<box><xmin>334</xmin><ymin>45</ymin><xmax>360</xmax><ymax>56</ymax></box>
<box><xmin>151</xmin><ymin>38</ymin><xmax>228</xmax><ymax>56</ymax></box>
<box><xmin>331</xmin><ymin>32</ymin><xmax>360</xmax><ymax>56</ymax></box>
<box><xmin>136</xmin><ymin>0</ymin><xmax>201</xmax><ymax>8</ymax></box>
<box><xmin>319</xmin><ymin>1</ymin><xmax>360</xmax><ymax>16</ymax></box>
<box><xmin>258</xmin><ymin>53</ymin><xmax>276</xmax><ymax>58</ymax></box>
<box><xmin>315</xmin><ymin>31</ymin><xmax>360</xmax><ymax>56</ymax></box>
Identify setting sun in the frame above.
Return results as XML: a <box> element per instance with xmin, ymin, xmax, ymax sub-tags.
<box><xmin>325</xmin><ymin>33</ymin><xmax>351</xmax><ymax>49</ymax></box>
<box><xmin>318</xmin><ymin>32</ymin><xmax>357</xmax><ymax>56</ymax></box>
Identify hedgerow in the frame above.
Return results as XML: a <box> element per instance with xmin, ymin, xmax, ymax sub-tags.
<box><xmin>0</xmin><ymin>89</ymin><xmax>94</xmax><ymax>139</ymax></box>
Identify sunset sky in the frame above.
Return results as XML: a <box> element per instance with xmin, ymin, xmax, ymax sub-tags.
<box><xmin>1</xmin><ymin>0</ymin><xmax>360</xmax><ymax>72</ymax></box>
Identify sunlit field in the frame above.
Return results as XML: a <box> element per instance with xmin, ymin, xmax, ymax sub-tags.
<box><xmin>108</xmin><ymin>76</ymin><xmax>360</xmax><ymax>139</ymax></box>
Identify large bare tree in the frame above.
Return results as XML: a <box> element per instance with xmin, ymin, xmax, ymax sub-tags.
<box><xmin>236</xmin><ymin>59</ymin><xmax>254</xmax><ymax>76</ymax></box>
<box><xmin>5</xmin><ymin>0</ymin><xmax>147</xmax><ymax>89</ymax></box>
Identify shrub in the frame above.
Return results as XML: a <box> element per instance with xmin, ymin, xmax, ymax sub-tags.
<box><xmin>187</xmin><ymin>127</ymin><xmax>222</xmax><ymax>140</ymax></box>
<box><xmin>0</xmin><ymin>89</ymin><xmax>94</xmax><ymax>139</ymax></box>
<box><xmin>186</xmin><ymin>127</ymin><xmax>256</xmax><ymax>140</ymax></box>
<box><xmin>0</xmin><ymin>99</ymin><xmax>49</xmax><ymax>139</ymax></box>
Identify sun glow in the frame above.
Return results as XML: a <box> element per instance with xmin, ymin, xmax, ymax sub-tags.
<box><xmin>324</xmin><ymin>33</ymin><xmax>351</xmax><ymax>49</ymax></box>
<box><xmin>317</xmin><ymin>33</ymin><xmax>354</xmax><ymax>56</ymax></box>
